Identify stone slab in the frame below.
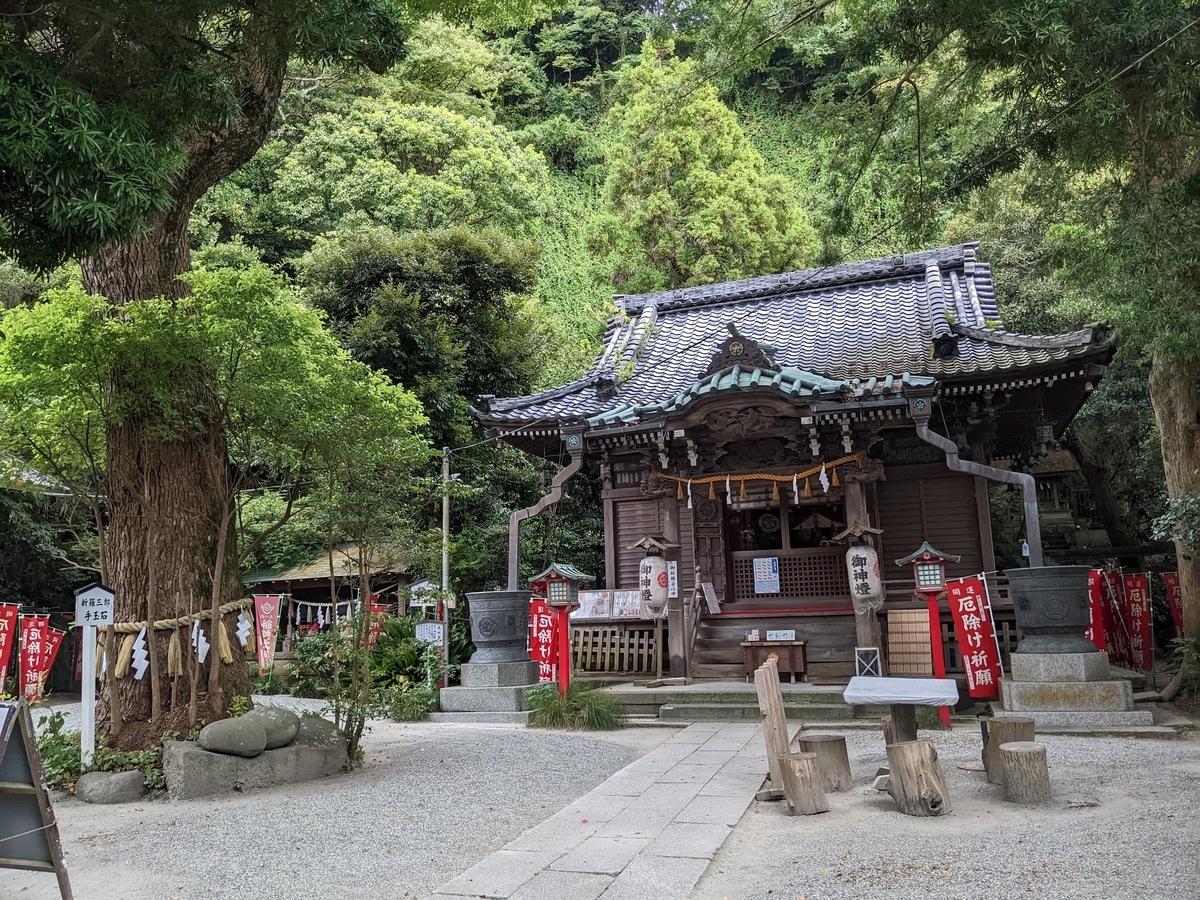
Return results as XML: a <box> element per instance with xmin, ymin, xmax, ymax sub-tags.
<box><xmin>595</xmin><ymin>854</ymin><xmax>710</xmax><ymax>900</ymax></box>
<box><xmin>675</xmin><ymin>794</ymin><xmax>754</xmax><ymax>826</ymax></box>
<box><xmin>163</xmin><ymin>730</ymin><xmax>347</xmax><ymax>800</ymax></box>
<box><xmin>551</xmin><ymin>836</ymin><xmax>649</xmax><ymax>875</ymax></box>
<box><xmin>507</xmin><ymin>870</ymin><xmax>613</xmax><ymax>900</ymax></box>
<box><xmin>433</xmin><ymin>849</ymin><xmax>559</xmax><ymax>898</ymax></box>
<box><xmin>993</xmin><ymin>708</ymin><xmax>1155</xmax><ymax>727</ymax></box>
<box><xmin>461</xmin><ymin>661</ymin><xmax>540</xmax><ymax>688</ymax></box>
<box><xmin>1009</xmin><ymin>651</ymin><xmax>1110</xmax><ymax>684</ymax></box>
<box><xmin>643</xmin><ymin>822</ymin><xmax>731</xmax><ymax>859</ymax></box>
<box><xmin>1000</xmin><ymin>677</ymin><xmax>1134</xmax><ymax>711</ymax></box>
<box><xmin>439</xmin><ymin>683</ymin><xmax>537</xmax><ymax>712</ymax></box>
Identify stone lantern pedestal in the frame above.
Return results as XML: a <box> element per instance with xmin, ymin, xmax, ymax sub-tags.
<box><xmin>993</xmin><ymin>567</ymin><xmax>1152</xmax><ymax>728</ymax></box>
<box><xmin>438</xmin><ymin>590</ymin><xmax>540</xmax><ymax>722</ymax></box>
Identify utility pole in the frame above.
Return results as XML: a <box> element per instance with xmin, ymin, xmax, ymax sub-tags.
<box><xmin>442</xmin><ymin>447</ymin><xmax>451</xmax><ymax>592</ymax></box>
<box><xmin>441</xmin><ymin>447</ymin><xmax>451</xmax><ymax>683</ymax></box>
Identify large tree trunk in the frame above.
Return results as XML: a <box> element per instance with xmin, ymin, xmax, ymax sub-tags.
<box><xmin>1061</xmin><ymin>429</ymin><xmax>1140</xmax><ymax>565</ymax></box>
<box><xmin>81</xmin><ymin>19</ymin><xmax>292</xmax><ymax>748</ymax></box>
<box><xmin>1148</xmin><ymin>352</ymin><xmax>1200</xmax><ymax>639</ymax></box>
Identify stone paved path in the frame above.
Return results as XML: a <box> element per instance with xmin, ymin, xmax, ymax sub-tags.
<box><xmin>431</xmin><ymin>722</ymin><xmax>766</xmax><ymax>899</ymax></box>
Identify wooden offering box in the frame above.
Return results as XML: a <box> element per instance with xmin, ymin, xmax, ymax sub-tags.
<box><xmin>741</xmin><ymin>640</ymin><xmax>808</xmax><ymax>683</ymax></box>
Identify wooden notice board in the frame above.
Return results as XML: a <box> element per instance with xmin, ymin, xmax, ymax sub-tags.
<box><xmin>0</xmin><ymin>701</ymin><xmax>73</xmax><ymax>899</ymax></box>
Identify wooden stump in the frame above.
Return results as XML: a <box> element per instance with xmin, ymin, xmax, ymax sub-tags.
<box><xmin>754</xmin><ymin>659</ymin><xmax>791</xmax><ymax>792</ymax></box>
<box><xmin>881</xmin><ymin>714</ymin><xmax>896</xmax><ymax>747</ymax></box>
<box><xmin>797</xmin><ymin>734</ymin><xmax>853</xmax><ymax>792</ymax></box>
<box><xmin>884</xmin><ymin>740</ymin><xmax>952</xmax><ymax>817</ymax></box>
<box><xmin>1000</xmin><ymin>741</ymin><xmax>1051</xmax><ymax>804</ymax></box>
<box><xmin>778</xmin><ymin>752</ymin><xmax>828</xmax><ymax>816</ymax></box>
<box><xmin>982</xmin><ymin>716</ymin><xmax>1034</xmax><ymax>785</ymax></box>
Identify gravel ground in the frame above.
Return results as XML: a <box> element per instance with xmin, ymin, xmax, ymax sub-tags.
<box><xmin>3</xmin><ymin>697</ymin><xmax>676</xmax><ymax>900</ymax></box>
<box><xmin>5</xmin><ymin>701</ymin><xmax>1198</xmax><ymax>900</ymax></box>
<box><xmin>691</xmin><ymin>729</ymin><xmax>1200</xmax><ymax>900</ymax></box>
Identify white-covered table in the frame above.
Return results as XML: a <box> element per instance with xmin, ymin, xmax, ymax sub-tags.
<box><xmin>843</xmin><ymin>676</ymin><xmax>959</xmax><ymax>742</ymax></box>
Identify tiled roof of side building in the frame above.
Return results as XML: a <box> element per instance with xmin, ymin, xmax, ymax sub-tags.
<box><xmin>476</xmin><ymin>243</ymin><xmax>1111</xmax><ymax>425</ymax></box>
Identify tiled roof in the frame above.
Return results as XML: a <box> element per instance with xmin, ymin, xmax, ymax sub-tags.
<box><xmin>476</xmin><ymin>243</ymin><xmax>1110</xmax><ymax>427</ymax></box>
<box><xmin>587</xmin><ymin>366</ymin><xmax>935</xmax><ymax>428</ymax></box>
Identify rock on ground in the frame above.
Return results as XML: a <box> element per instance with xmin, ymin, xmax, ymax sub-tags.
<box><xmin>164</xmin><ymin>715</ymin><xmax>347</xmax><ymax>799</ymax></box>
<box><xmin>74</xmin><ymin>770</ymin><xmax>146</xmax><ymax>805</ymax></box>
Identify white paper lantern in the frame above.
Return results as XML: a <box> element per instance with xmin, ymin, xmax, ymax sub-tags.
<box><xmin>638</xmin><ymin>555</ymin><xmax>670</xmax><ymax>617</ymax></box>
<box><xmin>845</xmin><ymin>545</ymin><xmax>885</xmax><ymax>612</ymax></box>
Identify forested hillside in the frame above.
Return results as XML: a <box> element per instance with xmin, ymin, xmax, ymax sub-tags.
<box><xmin>1</xmin><ymin>0</ymin><xmax>1196</xmax><ymax>705</ymax></box>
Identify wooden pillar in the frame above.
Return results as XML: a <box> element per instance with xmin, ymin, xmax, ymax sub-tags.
<box><xmin>844</xmin><ymin>481</ymin><xmax>881</xmax><ymax>653</ymax></box>
<box><xmin>754</xmin><ymin>659</ymin><xmax>791</xmax><ymax>792</ymax></box>
<box><xmin>888</xmin><ymin>704</ymin><xmax>918</xmax><ymax>743</ymax></box>
<box><xmin>662</xmin><ymin>495</ymin><xmax>685</xmax><ymax>678</ymax></box>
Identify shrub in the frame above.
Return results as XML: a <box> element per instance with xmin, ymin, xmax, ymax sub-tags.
<box><xmin>35</xmin><ymin>710</ymin><xmax>169</xmax><ymax>795</ymax></box>
<box><xmin>526</xmin><ymin>683</ymin><xmax>626</xmax><ymax>731</ymax></box>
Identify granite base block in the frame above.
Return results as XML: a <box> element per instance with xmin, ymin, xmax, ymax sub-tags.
<box><xmin>993</xmin><ymin>708</ymin><xmax>1155</xmax><ymax>728</ymax></box>
<box><xmin>1009</xmin><ymin>651</ymin><xmax>1110</xmax><ymax>684</ymax></box>
<box><xmin>461</xmin><ymin>660</ymin><xmax>540</xmax><ymax>688</ymax></box>
<box><xmin>1000</xmin><ymin>677</ymin><xmax>1134</xmax><ymax>712</ymax></box>
<box><xmin>439</xmin><ymin>683</ymin><xmax>537</xmax><ymax>712</ymax></box>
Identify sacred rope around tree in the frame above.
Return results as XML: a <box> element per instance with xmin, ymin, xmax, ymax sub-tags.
<box><xmin>104</xmin><ymin>597</ymin><xmax>257</xmax><ymax>678</ymax></box>
<box><xmin>109</xmin><ymin>597</ymin><xmax>255</xmax><ymax>634</ymax></box>
<box><xmin>652</xmin><ymin>451</ymin><xmax>868</xmax><ymax>501</ymax></box>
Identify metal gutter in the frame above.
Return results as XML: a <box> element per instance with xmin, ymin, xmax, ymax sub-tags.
<box><xmin>905</xmin><ymin>384</ymin><xmax>1044</xmax><ymax>567</ymax></box>
<box><xmin>507</xmin><ymin>427</ymin><xmax>585</xmax><ymax>590</ymax></box>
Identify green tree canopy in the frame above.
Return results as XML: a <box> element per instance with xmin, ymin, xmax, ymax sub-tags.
<box><xmin>298</xmin><ymin>225</ymin><xmax>544</xmax><ymax>447</ymax></box>
<box><xmin>594</xmin><ymin>40</ymin><xmax>817</xmax><ymax>291</ymax></box>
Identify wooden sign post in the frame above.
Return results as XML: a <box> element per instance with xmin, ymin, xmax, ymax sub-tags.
<box><xmin>0</xmin><ymin>701</ymin><xmax>73</xmax><ymax>898</ymax></box>
<box><xmin>73</xmin><ymin>583</ymin><xmax>115</xmax><ymax>767</ymax></box>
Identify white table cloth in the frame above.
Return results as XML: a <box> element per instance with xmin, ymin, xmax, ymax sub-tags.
<box><xmin>842</xmin><ymin>676</ymin><xmax>959</xmax><ymax>707</ymax></box>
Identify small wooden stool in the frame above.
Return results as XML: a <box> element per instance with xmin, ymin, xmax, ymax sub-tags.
<box><xmin>1000</xmin><ymin>741</ymin><xmax>1051</xmax><ymax>803</ymax></box>
<box><xmin>797</xmin><ymin>734</ymin><xmax>853</xmax><ymax>792</ymax></box>
<box><xmin>777</xmin><ymin>752</ymin><xmax>828</xmax><ymax>815</ymax></box>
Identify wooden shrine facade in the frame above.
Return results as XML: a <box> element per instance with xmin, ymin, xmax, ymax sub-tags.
<box><xmin>474</xmin><ymin>244</ymin><xmax>1113</xmax><ymax>677</ymax></box>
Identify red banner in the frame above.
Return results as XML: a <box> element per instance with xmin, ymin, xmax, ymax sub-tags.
<box><xmin>253</xmin><ymin>595</ymin><xmax>282</xmax><ymax>674</ymax></box>
<box><xmin>0</xmin><ymin>603</ymin><xmax>18</xmax><ymax>693</ymax></box>
<box><xmin>19</xmin><ymin>616</ymin><xmax>51</xmax><ymax>701</ymax></box>
<box><xmin>1099</xmin><ymin>570</ymin><xmax>1133</xmax><ymax>669</ymax></box>
<box><xmin>1162</xmin><ymin>572</ymin><xmax>1183</xmax><ymax>632</ymax></box>
<box><xmin>368</xmin><ymin>601</ymin><xmax>389</xmax><ymax>649</ymax></box>
<box><xmin>529</xmin><ymin>599</ymin><xmax>556</xmax><ymax>683</ymax></box>
<box><xmin>945</xmin><ymin>575</ymin><xmax>1002</xmax><ymax>698</ymax></box>
<box><xmin>1085</xmin><ymin>570</ymin><xmax>1107</xmax><ymax>652</ymax></box>
<box><xmin>1123</xmin><ymin>574</ymin><xmax>1152</xmax><ymax>672</ymax></box>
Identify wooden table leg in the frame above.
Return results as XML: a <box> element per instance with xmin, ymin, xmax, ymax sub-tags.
<box><xmin>889</xmin><ymin>704</ymin><xmax>918</xmax><ymax>743</ymax></box>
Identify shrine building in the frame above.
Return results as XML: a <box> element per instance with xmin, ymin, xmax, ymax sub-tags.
<box><xmin>472</xmin><ymin>243</ymin><xmax>1113</xmax><ymax>680</ymax></box>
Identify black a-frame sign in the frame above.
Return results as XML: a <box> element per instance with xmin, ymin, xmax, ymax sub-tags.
<box><xmin>0</xmin><ymin>701</ymin><xmax>73</xmax><ymax>899</ymax></box>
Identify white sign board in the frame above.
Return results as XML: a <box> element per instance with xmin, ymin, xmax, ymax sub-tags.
<box><xmin>667</xmin><ymin>561</ymin><xmax>679</xmax><ymax>599</ymax></box>
<box><xmin>74</xmin><ymin>584</ymin><xmax>115</xmax><ymax>626</ymax></box>
<box><xmin>753</xmin><ymin>557</ymin><xmax>780</xmax><ymax>594</ymax></box>
<box><xmin>611</xmin><ymin>590</ymin><xmax>644</xmax><ymax>619</ymax></box>
<box><xmin>766</xmin><ymin>630</ymin><xmax>796</xmax><ymax>641</ymax></box>
<box><xmin>415</xmin><ymin>621</ymin><xmax>446</xmax><ymax>645</ymax></box>
<box><xmin>572</xmin><ymin>590</ymin><xmax>613</xmax><ymax>620</ymax></box>
<box><xmin>701</xmin><ymin>582</ymin><xmax>721</xmax><ymax>615</ymax></box>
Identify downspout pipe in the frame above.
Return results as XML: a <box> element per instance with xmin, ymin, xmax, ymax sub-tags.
<box><xmin>508</xmin><ymin>427</ymin><xmax>585</xmax><ymax>590</ymax></box>
<box><xmin>907</xmin><ymin>385</ymin><xmax>1043</xmax><ymax>568</ymax></box>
